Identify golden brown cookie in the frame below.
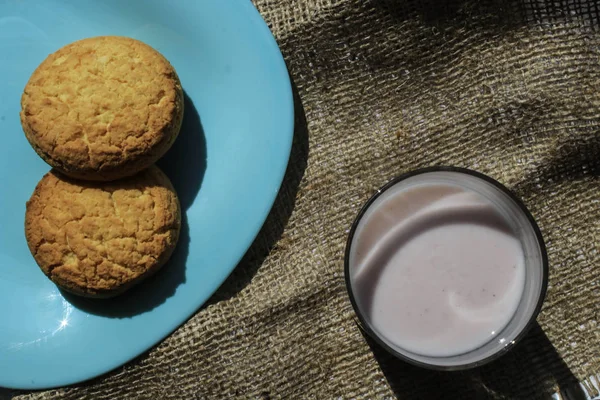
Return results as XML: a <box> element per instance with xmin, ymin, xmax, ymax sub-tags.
<box><xmin>20</xmin><ymin>36</ymin><xmax>184</xmax><ymax>181</ymax></box>
<box><xmin>25</xmin><ymin>165</ymin><xmax>181</xmax><ymax>298</ymax></box>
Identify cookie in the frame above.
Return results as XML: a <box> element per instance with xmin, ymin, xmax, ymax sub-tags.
<box><xmin>25</xmin><ymin>165</ymin><xmax>181</xmax><ymax>298</ymax></box>
<box><xmin>20</xmin><ymin>36</ymin><xmax>184</xmax><ymax>181</ymax></box>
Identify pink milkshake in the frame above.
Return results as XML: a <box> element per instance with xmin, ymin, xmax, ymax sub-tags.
<box><xmin>346</xmin><ymin>168</ymin><xmax>547</xmax><ymax>368</ymax></box>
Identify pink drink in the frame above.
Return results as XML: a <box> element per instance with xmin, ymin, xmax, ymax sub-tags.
<box><xmin>351</xmin><ymin>183</ymin><xmax>525</xmax><ymax>357</ymax></box>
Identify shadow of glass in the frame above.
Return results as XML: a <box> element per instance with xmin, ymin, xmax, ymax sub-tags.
<box><xmin>64</xmin><ymin>91</ymin><xmax>206</xmax><ymax>318</ymax></box>
<box><xmin>205</xmin><ymin>78</ymin><xmax>309</xmax><ymax>305</ymax></box>
<box><xmin>365</xmin><ymin>322</ymin><xmax>587</xmax><ymax>399</ymax></box>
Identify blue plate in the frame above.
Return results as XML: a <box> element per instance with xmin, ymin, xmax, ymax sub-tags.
<box><xmin>0</xmin><ymin>0</ymin><xmax>293</xmax><ymax>389</ymax></box>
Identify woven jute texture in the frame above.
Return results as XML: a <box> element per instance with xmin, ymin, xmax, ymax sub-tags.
<box><xmin>6</xmin><ymin>0</ymin><xmax>600</xmax><ymax>398</ymax></box>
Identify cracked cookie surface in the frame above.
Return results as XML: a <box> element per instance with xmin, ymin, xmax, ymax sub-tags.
<box><xmin>20</xmin><ymin>36</ymin><xmax>184</xmax><ymax>181</ymax></box>
<box><xmin>25</xmin><ymin>165</ymin><xmax>181</xmax><ymax>298</ymax></box>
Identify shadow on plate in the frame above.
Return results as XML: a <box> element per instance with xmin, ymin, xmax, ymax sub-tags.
<box><xmin>64</xmin><ymin>91</ymin><xmax>206</xmax><ymax>318</ymax></box>
<box><xmin>365</xmin><ymin>322</ymin><xmax>587</xmax><ymax>399</ymax></box>
<box><xmin>158</xmin><ymin>91</ymin><xmax>207</xmax><ymax>211</ymax></box>
<box><xmin>205</xmin><ymin>78</ymin><xmax>309</xmax><ymax>305</ymax></box>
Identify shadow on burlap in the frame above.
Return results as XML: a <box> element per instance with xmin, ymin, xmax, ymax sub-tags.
<box><xmin>7</xmin><ymin>0</ymin><xmax>600</xmax><ymax>399</ymax></box>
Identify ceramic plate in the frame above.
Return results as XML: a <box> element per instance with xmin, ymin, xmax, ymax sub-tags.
<box><xmin>0</xmin><ymin>0</ymin><xmax>293</xmax><ymax>389</ymax></box>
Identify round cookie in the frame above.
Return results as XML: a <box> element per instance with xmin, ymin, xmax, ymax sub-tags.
<box><xmin>20</xmin><ymin>36</ymin><xmax>184</xmax><ymax>181</ymax></box>
<box><xmin>25</xmin><ymin>165</ymin><xmax>181</xmax><ymax>298</ymax></box>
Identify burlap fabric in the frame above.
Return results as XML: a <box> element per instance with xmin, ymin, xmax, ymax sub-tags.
<box><xmin>4</xmin><ymin>0</ymin><xmax>600</xmax><ymax>398</ymax></box>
